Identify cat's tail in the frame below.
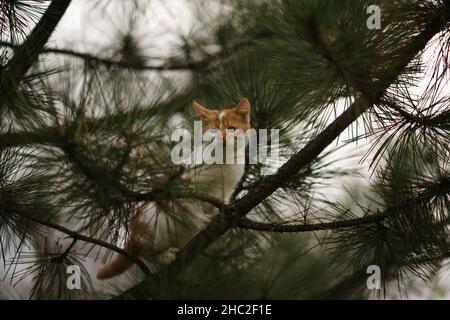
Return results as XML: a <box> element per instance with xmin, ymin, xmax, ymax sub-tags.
<box><xmin>97</xmin><ymin>205</ymin><xmax>151</xmax><ymax>280</ymax></box>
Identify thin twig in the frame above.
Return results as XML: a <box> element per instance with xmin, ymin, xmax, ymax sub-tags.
<box><xmin>61</xmin><ymin>238</ymin><xmax>77</xmax><ymax>257</ymax></box>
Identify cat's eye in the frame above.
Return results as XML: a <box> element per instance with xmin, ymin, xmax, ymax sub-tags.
<box><xmin>227</xmin><ymin>126</ymin><xmax>236</xmax><ymax>131</ymax></box>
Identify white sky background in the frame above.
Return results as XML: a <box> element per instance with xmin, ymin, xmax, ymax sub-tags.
<box><xmin>1</xmin><ymin>0</ymin><xmax>449</xmax><ymax>299</ymax></box>
<box><xmin>55</xmin><ymin>0</ymin><xmax>194</xmax><ymax>57</ymax></box>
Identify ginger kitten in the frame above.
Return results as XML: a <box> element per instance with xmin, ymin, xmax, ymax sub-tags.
<box><xmin>97</xmin><ymin>98</ymin><xmax>251</xmax><ymax>280</ymax></box>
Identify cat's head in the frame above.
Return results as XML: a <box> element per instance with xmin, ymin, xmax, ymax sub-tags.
<box><xmin>192</xmin><ymin>98</ymin><xmax>251</xmax><ymax>141</ymax></box>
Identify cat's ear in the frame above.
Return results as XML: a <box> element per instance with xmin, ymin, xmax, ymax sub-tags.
<box><xmin>192</xmin><ymin>100</ymin><xmax>212</xmax><ymax>118</ymax></box>
<box><xmin>235</xmin><ymin>98</ymin><xmax>250</xmax><ymax>124</ymax></box>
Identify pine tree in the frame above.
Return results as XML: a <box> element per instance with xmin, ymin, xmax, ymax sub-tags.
<box><xmin>1</xmin><ymin>0</ymin><xmax>450</xmax><ymax>299</ymax></box>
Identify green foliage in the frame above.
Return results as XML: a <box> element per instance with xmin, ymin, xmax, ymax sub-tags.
<box><xmin>128</xmin><ymin>234</ymin><xmax>336</xmax><ymax>299</ymax></box>
<box><xmin>1</xmin><ymin>0</ymin><xmax>450</xmax><ymax>299</ymax></box>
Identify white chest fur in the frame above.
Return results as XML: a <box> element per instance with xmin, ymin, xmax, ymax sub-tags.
<box><xmin>139</xmin><ymin>135</ymin><xmax>247</xmax><ymax>261</ymax></box>
<box><xmin>141</xmin><ymin>161</ymin><xmax>244</xmax><ymax>259</ymax></box>
<box><xmin>191</xmin><ymin>163</ymin><xmax>244</xmax><ymax>203</ymax></box>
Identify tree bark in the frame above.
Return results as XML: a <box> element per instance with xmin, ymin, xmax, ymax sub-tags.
<box><xmin>0</xmin><ymin>0</ymin><xmax>72</xmax><ymax>98</ymax></box>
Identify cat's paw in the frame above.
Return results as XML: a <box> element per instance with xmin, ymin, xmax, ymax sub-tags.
<box><xmin>156</xmin><ymin>247</ymin><xmax>179</xmax><ymax>265</ymax></box>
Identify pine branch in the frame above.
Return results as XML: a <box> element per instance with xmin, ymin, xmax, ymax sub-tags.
<box><xmin>0</xmin><ymin>0</ymin><xmax>72</xmax><ymax>98</ymax></box>
<box><xmin>0</xmin><ymin>41</ymin><xmax>205</xmax><ymax>72</ymax></box>
<box><xmin>0</xmin><ymin>85</ymin><xmax>193</xmax><ymax>149</ymax></box>
<box><xmin>29</xmin><ymin>216</ymin><xmax>151</xmax><ymax>276</ymax></box>
<box><xmin>306</xmin><ymin>14</ymin><xmax>369</xmax><ymax>102</ymax></box>
<box><xmin>113</xmin><ymin>5</ymin><xmax>450</xmax><ymax>299</ymax></box>
<box><xmin>238</xmin><ymin>213</ymin><xmax>389</xmax><ymax>233</ymax></box>
<box><xmin>237</xmin><ymin>177</ymin><xmax>450</xmax><ymax>233</ymax></box>
<box><xmin>0</xmin><ymin>26</ymin><xmax>269</xmax><ymax>74</ymax></box>
<box><xmin>56</xmin><ymin>138</ymin><xmax>225</xmax><ymax>221</ymax></box>
<box><xmin>130</xmin><ymin>190</ymin><xmax>224</xmax><ymax>210</ymax></box>
<box><xmin>0</xmin><ymin>106</ymin><xmax>161</xmax><ymax>150</ymax></box>
<box><xmin>0</xmin><ymin>127</ymin><xmax>57</xmax><ymax>149</ymax></box>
